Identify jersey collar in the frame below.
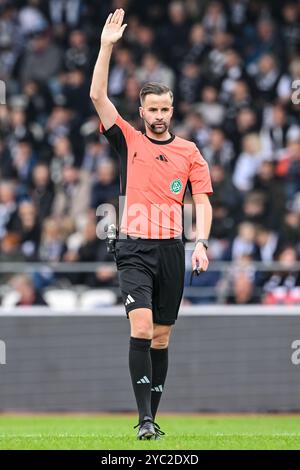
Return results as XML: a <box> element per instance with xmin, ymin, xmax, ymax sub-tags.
<box><xmin>144</xmin><ymin>133</ymin><xmax>176</xmax><ymax>145</ymax></box>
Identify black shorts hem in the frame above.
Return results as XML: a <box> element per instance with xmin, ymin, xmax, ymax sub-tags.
<box><xmin>125</xmin><ymin>303</ymin><xmax>152</xmax><ymax>317</ymax></box>
<box><xmin>153</xmin><ymin>319</ymin><xmax>177</xmax><ymax>326</ymax></box>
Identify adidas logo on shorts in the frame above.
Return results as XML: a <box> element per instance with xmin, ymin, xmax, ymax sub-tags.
<box><xmin>125</xmin><ymin>294</ymin><xmax>135</xmax><ymax>306</ymax></box>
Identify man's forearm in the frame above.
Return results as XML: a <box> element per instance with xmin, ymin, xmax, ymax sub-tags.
<box><xmin>90</xmin><ymin>44</ymin><xmax>114</xmax><ymax>100</ymax></box>
<box><xmin>191</xmin><ymin>194</ymin><xmax>212</xmax><ymax>271</ymax></box>
<box><xmin>194</xmin><ymin>196</ymin><xmax>212</xmax><ymax>241</ymax></box>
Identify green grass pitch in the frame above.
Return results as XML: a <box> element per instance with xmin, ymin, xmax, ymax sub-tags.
<box><xmin>0</xmin><ymin>414</ymin><xmax>300</xmax><ymax>450</ymax></box>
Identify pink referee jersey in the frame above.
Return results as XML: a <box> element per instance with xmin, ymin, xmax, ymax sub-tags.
<box><xmin>100</xmin><ymin>114</ymin><xmax>213</xmax><ymax>238</ymax></box>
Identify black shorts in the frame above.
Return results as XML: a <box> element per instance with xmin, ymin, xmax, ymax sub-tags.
<box><xmin>115</xmin><ymin>237</ymin><xmax>185</xmax><ymax>325</ymax></box>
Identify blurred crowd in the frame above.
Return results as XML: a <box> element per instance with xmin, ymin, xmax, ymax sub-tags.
<box><xmin>0</xmin><ymin>0</ymin><xmax>300</xmax><ymax>306</ymax></box>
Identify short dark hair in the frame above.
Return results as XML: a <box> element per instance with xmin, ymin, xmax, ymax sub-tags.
<box><xmin>139</xmin><ymin>82</ymin><xmax>173</xmax><ymax>105</ymax></box>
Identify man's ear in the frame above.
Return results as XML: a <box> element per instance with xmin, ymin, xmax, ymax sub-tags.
<box><xmin>139</xmin><ymin>106</ymin><xmax>144</xmax><ymax>119</ymax></box>
<box><xmin>170</xmin><ymin>106</ymin><xmax>174</xmax><ymax>118</ymax></box>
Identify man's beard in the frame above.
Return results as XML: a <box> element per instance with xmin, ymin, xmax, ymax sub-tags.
<box><xmin>148</xmin><ymin>121</ymin><xmax>168</xmax><ymax>134</ymax></box>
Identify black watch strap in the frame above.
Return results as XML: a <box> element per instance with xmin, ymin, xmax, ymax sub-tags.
<box><xmin>196</xmin><ymin>238</ymin><xmax>208</xmax><ymax>249</ymax></box>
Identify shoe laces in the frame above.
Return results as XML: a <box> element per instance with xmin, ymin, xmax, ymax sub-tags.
<box><xmin>153</xmin><ymin>422</ymin><xmax>165</xmax><ymax>436</ymax></box>
<box><xmin>133</xmin><ymin>419</ymin><xmax>165</xmax><ymax>436</ymax></box>
<box><xmin>134</xmin><ymin>418</ymin><xmax>153</xmax><ymax>429</ymax></box>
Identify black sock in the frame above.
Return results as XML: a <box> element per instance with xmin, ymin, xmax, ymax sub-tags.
<box><xmin>150</xmin><ymin>347</ymin><xmax>168</xmax><ymax>419</ymax></box>
<box><xmin>129</xmin><ymin>337</ymin><xmax>152</xmax><ymax>422</ymax></box>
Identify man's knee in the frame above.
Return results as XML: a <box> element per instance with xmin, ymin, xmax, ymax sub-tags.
<box><xmin>132</xmin><ymin>324</ymin><xmax>153</xmax><ymax>339</ymax></box>
<box><xmin>151</xmin><ymin>326</ymin><xmax>171</xmax><ymax>349</ymax></box>
<box><xmin>129</xmin><ymin>308</ymin><xmax>153</xmax><ymax>339</ymax></box>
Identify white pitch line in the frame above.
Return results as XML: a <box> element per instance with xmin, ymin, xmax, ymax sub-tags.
<box><xmin>1</xmin><ymin>433</ymin><xmax>300</xmax><ymax>438</ymax></box>
<box><xmin>0</xmin><ymin>434</ymin><xmax>103</xmax><ymax>438</ymax></box>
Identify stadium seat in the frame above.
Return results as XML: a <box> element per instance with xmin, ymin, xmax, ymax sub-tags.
<box><xmin>1</xmin><ymin>291</ymin><xmax>21</xmax><ymax>307</ymax></box>
<box><xmin>79</xmin><ymin>289</ymin><xmax>117</xmax><ymax>308</ymax></box>
<box><xmin>44</xmin><ymin>289</ymin><xmax>78</xmax><ymax>310</ymax></box>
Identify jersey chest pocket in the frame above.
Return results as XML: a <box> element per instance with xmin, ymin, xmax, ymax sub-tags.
<box><xmin>128</xmin><ymin>160</ymin><xmax>152</xmax><ymax>191</ymax></box>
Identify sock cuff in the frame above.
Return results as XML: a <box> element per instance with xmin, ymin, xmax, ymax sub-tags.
<box><xmin>150</xmin><ymin>347</ymin><xmax>168</xmax><ymax>358</ymax></box>
<box><xmin>130</xmin><ymin>337</ymin><xmax>152</xmax><ymax>351</ymax></box>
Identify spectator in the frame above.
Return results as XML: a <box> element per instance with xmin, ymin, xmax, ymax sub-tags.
<box><xmin>130</xmin><ymin>24</ymin><xmax>158</xmax><ymax>62</ymax></box>
<box><xmin>0</xmin><ymin>232</ymin><xmax>25</xmax><ymax>289</ymax></box>
<box><xmin>255</xmin><ymin>225</ymin><xmax>280</xmax><ymax>263</ymax></box>
<box><xmin>233</xmin><ymin>133</ymin><xmax>265</xmax><ymax>192</ymax></box>
<box><xmin>0</xmin><ymin>138</ymin><xmax>15</xmax><ymax>179</ymax></box>
<box><xmin>117</xmin><ymin>76</ymin><xmax>142</xmax><ymax>124</ymax></box>
<box><xmin>30</xmin><ymin>163</ymin><xmax>55</xmax><ymax>224</ymax></box>
<box><xmin>261</xmin><ymin>103</ymin><xmax>290</xmax><ymax>156</ymax></box>
<box><xmin>38</xmin><ymin>217</ymin><xmax>65</xmax><ymax>262</ymax></box>
<box><xmin>194</xmin><ymin>85</ymin><xmax>225</xmax><ymax>126</ymax></box>
<box><xmin>226</xmin><ymin>272</ymin><xmax>258</xmax><ymax>304</ymax></box>
<box><xmin>251</xmin><ymin>53</ymin><xmax>290</xmax><ymax>104</ymax></box>
<box><xmin>202</xmin><ymin>1</ymin><xmax>227</xmax><ymax>36</ymax></box>
<box><xmin>253</xmin><ymin>160</ymin><xmax>286</xmax><ymax>229</ymax></box>
<box><xmin>136</xmin><ymin>52</ymin><xmax>175</xmax><ymax>90</ymax></box>
<box><xmin>0</xmin><ymin>181</ymin><xmax>18</xmax><ymax>239</ymax></box>
<box><xmin>177</xmin><ymin>62</ymin><xmax>203</xmax><ymax>115</ymax></box>
<box><xmin>0</xmin><ymin>2</ymin><xmax>22</xmax><ymax>81</ymax></box>
<box><xmin>184</xmin><ymin>111</ymin><xmax>210</xmax><ymax>149</ymax></box>
<box><xmin>63</xmin><ymin>219</ymin><xmax>116</xmax><ymax>286</ymax></box>
<box><xmin>159</xmin><ymin>1</ymin><xmax>191</xmax><ymax>70</ymax></box>
<box><xmin>231</xmin><ymin>107</ymin><xmax>259</xmax><ymax>156</ymax></box>
<box><xmin>210</xmin><ymin>200</ymin><xmax>235</xmax><ymax>248</ymax></box>
<box><xmin>9</xmin><ymin>274</ymin><xmax>48</xmax><ymax>306</ymax></box>
<box><xmin>279</xmin><ymin>210</ymin><xmax>300</xmax><ymax>249</ymax></box>
<box><xmin>242</xmin><ymin>191</ymin><xmax>267</xmax><ymax>226</ymax></box>
<box><xmin>13</xmin><ymin>200</ymin><xmax>40</xmax><ymax>260</ymax></box>
<box><xmin>11</xmin><ymin>138</ymin><xmax>36</xmax><ymax>189</ymax></box>
<box><xmin>81</xmin><ymin>134</ymin><xmax>110</xmax><ymax>174</ymax></box>
<box><xmin>50</xmin><ymin>136</ymin><xmax>75</xmax><ymax>184</ymax></box>
<box><xmin>224</xmin><ymin>222</ymin><xmax>257</xmax><ymax>261</ymax></box>
<box><xmin>49</xmin><ymin>0</ymin><xmax>82</xmax><ymax>29</ymax></box>
<box><xmin>91</xmin><ymin>159</ymin><xmax>119</xmax><ymax>209</ymax></box>
<box><xmin>220</xmin><ymin>49</ymin><xmax>248</xmax><ymax>104</ymax></box>
<box><xmin>227</xmin><ymin>0</ymin><xmax>248</xmax><ymax>35</ymax></box>
<box><xmin>280</xmin><ymin>1</ymin><xmax>300</xmax><ymax>58</ymax></box>
<box><xmin>263</xmin><ymin>246</ymin><xmax>300</xmax><ymax>305</ymax></box>
<box><xmin>45</xmin><ymin>102</ymin><xmax>77</xmax><ymax>150</ymax></box>
<box><xmin>210</xmin><ymin>164</ymin><xmax>241</xmax><ymax>216</ymax></box>
<box><xmin>249</xmin><ymin>18</ymin><xmax>284</xmax><ymax>65</ymax></box>
<box><xmin>206</xmin><ymin>31</ymin><xmax>233</xmax><ymax>82</ymax></box>
<box><xmin>8</xmin><ymin>106</ymin><xmax>34</xmax><ymax>146</ymax></box>
<box><xmin>52</xmin><ymin>166</ymin><xmax>91</xmax><ymax>227</ymax></box>
<box><xmin>276</xmin><ymin>126</ymin><xmax>300</xmax><ymax>201</ymax></box>
<box><xmin>202</xmin><ymin>127</ymin><xmax>235</xmax><ymax>170</ymax></box>
<box><xmin>108</xmin><ymin>47</ymin><xmax>135</xmax><ymax>97</ymax></box>
<box><xmin>62</xmin><ymin>67</ymin><xmax>90</xmax><ymax>118</ymax></box>
<box><xmin>225</xmin><ymin>80</ymin><xmax>253</xmax><ymax>133</ymax></box>
<box><xmin>18</xmin><ymin>0</ymin><xmax>48</xmax><ymax>37</ymax></box>
<box><xmin>64</xmin><ymin>29</ymin><xmax>89</xmax><ymax>72</ymax></box>
<box><xmin>23</xmin><ymin>80</ymin><xmax>54</xmax><ymax>126</ymax></box>
<box><xmin>19</xmin><ymin>28</ymin><xmax>63</xmax><ymax>86</ymax></box>
<box><xmin>183</xmin><ymin>23</ymin><xmax>209</xmax><ymax>66</ymax></box>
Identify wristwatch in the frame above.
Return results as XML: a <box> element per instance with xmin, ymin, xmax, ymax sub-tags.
<box><xmin>196</xmin><ymin>238</ymin><xmax>209</xmax><ymax>250</ymax></box>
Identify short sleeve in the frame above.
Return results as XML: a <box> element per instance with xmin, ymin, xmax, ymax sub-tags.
<box><xmin>189</xmin><ymin>146</ymin><xmax>213</xmax><ymax>196</ymax></box>
<box><xmin>99</xmin><ymin>114</ymin><xmax>139</xmax><ymax>154</ymax></box>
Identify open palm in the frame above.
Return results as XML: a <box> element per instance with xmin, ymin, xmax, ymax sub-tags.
<box><xmin>101</xmin><ymin>9</ymin><xmax>127</xmax><ymax>45</ymax></box>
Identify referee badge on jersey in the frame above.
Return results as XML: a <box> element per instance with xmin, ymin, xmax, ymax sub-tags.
<box><xmin>170</xmin><ymin>179</ymin><xmax>183</xmax><ymax>194</ymax></box>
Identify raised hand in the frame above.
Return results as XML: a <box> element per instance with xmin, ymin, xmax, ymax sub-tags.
<box><xmin>101</xmin><ymin>9</ymin><xmax>127</xmax><ymax>46</ymax></box>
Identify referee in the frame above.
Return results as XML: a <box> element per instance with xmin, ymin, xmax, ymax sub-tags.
<box><xmin>90</xmin><ymin>9</ymin><xmax>213</xmax><ymax>440</ymax></box>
